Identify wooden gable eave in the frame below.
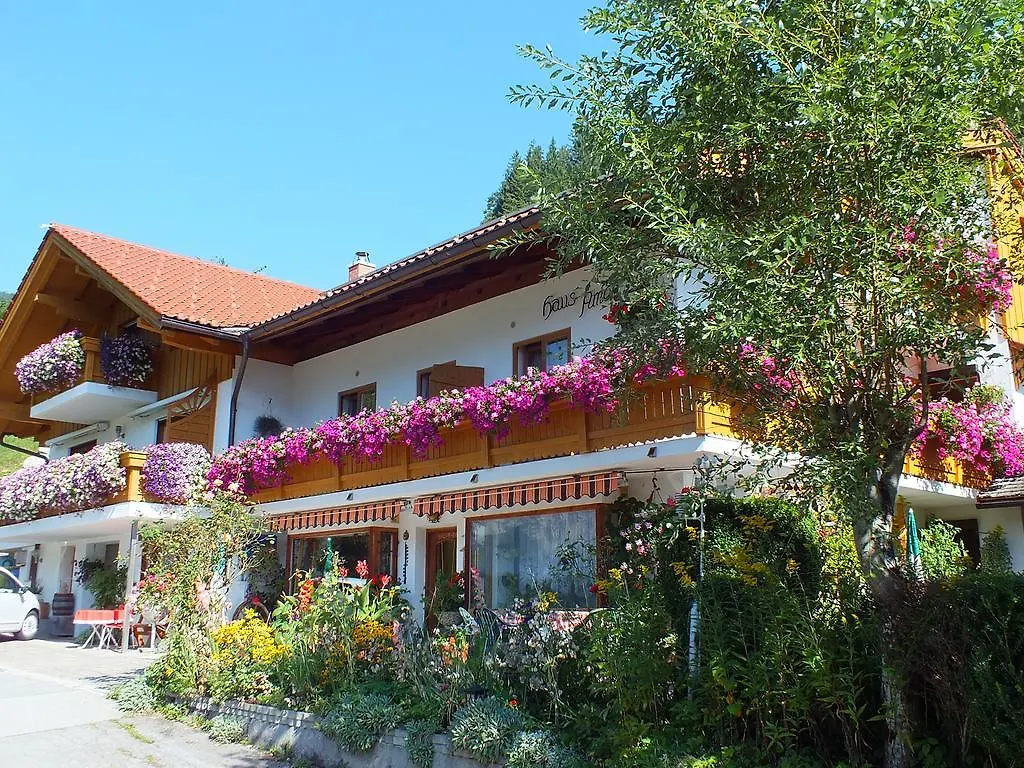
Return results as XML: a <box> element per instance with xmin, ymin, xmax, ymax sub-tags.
<box><xmin>47</xmin><ymin>231</ymin><xmax>162</xmax><ymax>329</ymax></box>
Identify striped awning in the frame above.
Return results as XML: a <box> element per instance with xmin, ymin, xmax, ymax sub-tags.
<box><xmin>268</xmin><ymin>500</ymin><xmax>403</xmax><ymax>532</ymax></box>
<box><xmin>413</xmin><ymin>471</ymin><xmax>623</xmax><ymax>519</ymax></box>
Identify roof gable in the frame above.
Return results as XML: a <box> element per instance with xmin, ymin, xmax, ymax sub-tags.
<box><xmin>49</xmin><ymin>224</ymin><xmax>322</xmax><ymax>329</ymax></box>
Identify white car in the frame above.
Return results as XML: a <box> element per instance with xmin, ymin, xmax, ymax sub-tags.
<box><xmin>0</xmin><ymin>567</ymin><xmax>40</xmax><ymax>640</ymax></box>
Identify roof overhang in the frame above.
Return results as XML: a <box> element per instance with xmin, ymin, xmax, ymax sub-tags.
<box><xmin>249</xmin><ymin>207</ymin><xmax>543</xmax><ymax>342</ymax></box>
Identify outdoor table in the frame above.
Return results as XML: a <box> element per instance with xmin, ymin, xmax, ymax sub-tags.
<box><xmin>73</xmin><ymin>609</ymin><xmax>125</xmax><ymax>650</ymax></box>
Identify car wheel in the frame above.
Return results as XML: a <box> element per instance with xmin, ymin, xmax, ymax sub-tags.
<box><xmin>15</xmin><ymin>610</ymin><xmax>38</xmax><ymax>641</ymax></box>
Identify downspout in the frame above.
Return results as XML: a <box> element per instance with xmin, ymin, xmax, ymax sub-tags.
<box><xmin>227</xmin><ymin>333</ymin><xmax>251</xmax><ymax>446</ymax></box>
<box><xmin>1</xmin><ymin>434</ymin><xmax>48</xmax><ymax>462</ymax></box>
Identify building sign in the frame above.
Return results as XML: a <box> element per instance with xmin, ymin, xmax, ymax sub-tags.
<box><xmin>542</xmin><ymin>282</ymin><xmax>612</xmax><ymax>320</ymax></box>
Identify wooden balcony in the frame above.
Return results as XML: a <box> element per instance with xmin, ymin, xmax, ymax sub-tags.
<box><xmin>30</xmin><ymin>337</ymin><xmax>157</xmax><ymax>423</ymax></box>
<box><xmin>251</xmin><ymin>377</ymin><xmax>736</xmax><ymax>504</ymax></box>
<box><xmin>0</xmin><ymin>451</ymin><xmax>148</xmax><ymax>526</ymax></box>
<box><xmin>903</xmin><ymin>442</ymin><xmax>989</xmax><ymax>490</ymax></box>
<box><xmin>250</xmin><ymin>375</ymin><xmax>990</xmax><ymax>505</ymax></box>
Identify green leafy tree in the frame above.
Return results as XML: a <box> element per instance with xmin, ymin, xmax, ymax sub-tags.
<box><xmin>484</xmin><ymin>138</ymin><xmax>580</xmax><ymax>220</ymax></box>
<box><xmin>512</xmin><ymin>1</ymin><xmax>1024</xmax><ymax>764</ymax></box>
<box><xmin>0</xmin><ymin>291</ymin><xmax>13</xmax><ymax>320</ymax></box>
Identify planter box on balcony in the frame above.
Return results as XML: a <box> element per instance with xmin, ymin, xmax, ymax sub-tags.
<box><xmin>29</xmin><ymin>337</ymin><xmax>157</xmax><ymax>423</ymax></box>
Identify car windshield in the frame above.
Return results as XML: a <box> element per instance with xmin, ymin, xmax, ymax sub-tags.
<box><xmin>0</xmin><ymin>568</ymin><xmax>23</xmax><ymax>592</ymax></box>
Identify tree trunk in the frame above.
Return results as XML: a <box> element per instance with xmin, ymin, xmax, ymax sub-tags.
<box><xmin>853</xmin><ymin>458</ymin><xmax>911</xmax><ymax>768</ymax></box>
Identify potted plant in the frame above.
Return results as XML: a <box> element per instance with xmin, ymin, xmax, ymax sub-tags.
<box><xmin>29</xmin><ymin>585</ymin><xmax>49</xmax><ymax>620</ymax></box>
<box><xmin>427</xmin><ymin>570</ymin><xmax>466</xmax><ymax>627</ymax></box>
<box><xmin>75</xmin><ymin>558</ymin><xmax>128</xmax><ymax>609</ymax></box>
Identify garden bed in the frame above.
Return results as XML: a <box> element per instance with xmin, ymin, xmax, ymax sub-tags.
<box><xmin>177</xmin><ymin>694</ymin><xmax>500</xmax><ymax>768</ymax></box>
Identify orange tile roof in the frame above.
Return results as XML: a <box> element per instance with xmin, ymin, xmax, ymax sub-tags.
<box><xmin>50</xmin><ymin>224</ymin><xmax>322</xmax><ymax>329</ymax></box>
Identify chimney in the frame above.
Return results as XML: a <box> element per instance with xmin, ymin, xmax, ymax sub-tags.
<box><xmin>349</xmin><ymin>251</ymin><xmax>375</xmax><ymax>283</ymax></box>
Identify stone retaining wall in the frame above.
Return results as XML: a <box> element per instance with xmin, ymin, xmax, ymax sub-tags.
<box><xmin>182</xmin><ymin>695</ymin><xmax>500</xmax><ymax>768</ymax></box>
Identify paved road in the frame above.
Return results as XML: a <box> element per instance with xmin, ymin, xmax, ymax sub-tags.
<box><xmin>0</xmin><ymin>628</ymin><xmax>288</xmax><ymax>767</ymax></box>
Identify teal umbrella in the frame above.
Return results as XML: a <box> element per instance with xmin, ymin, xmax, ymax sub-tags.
<box><xmin>906</xmin><ymin>506</ymin><xmax>925</xmax><ymax>581</ymax></box>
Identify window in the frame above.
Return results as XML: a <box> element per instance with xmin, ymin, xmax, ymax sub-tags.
<box><xmin>338</xmin><ymin>384</ymin><xmax>377</xmax><ymax>417</ymax></box>
<box><xmin>417</xmin><ymin>361</ymin><xmax>482</xmax><ymax>399</ymax></box>
<box><xmin>69</xmin><ymin>440</ymin><xmax>97</xmax><ymax>455</ymax></box>
<box><xmin>925</xmin><ymin>366</ymin><xmax>979</xmax><ymax>403</ymax></box>
<box><xmin>468</xmin><ymin>508</ymin><xmax>598</xmax><ymax>610</ymax></box>
<box><xmin>417</xmin><ymin>370</ymin><xmax>432</xmax><ymax>400</ymax></box>
<box><xmin>513</xmin><ymin>330</ymin><xmax>571</xmax><ymax>376</ymax></box>
<box><xmin>0</xmin><ymin>570</ymin><xmax>17</xmax><ymax>592</ymax></box>
<box><xmin>155</xmin><ymin>418</ymin><xmax>167</xmax><ymax>444</ymax></box>
<box><xmin>287</xmin><ymin>528</ymin><xmax>398</xmax><ymax>588</ymax></box>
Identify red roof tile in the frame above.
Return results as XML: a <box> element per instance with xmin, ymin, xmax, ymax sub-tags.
<box><xmin>50</xmin><ymin>224</ymin><xmax>322</xmax><ymax>329</ymax></box>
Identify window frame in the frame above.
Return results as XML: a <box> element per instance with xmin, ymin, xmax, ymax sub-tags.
<box><xmin>416</xmin><ymin>361</ymin><xmax>456</xmax><ymax>400</ymax></box>
<box><xmin>337</xmin><ymin>383</ymin><xmax>378</xmax><ymax>417</ymax></box>
<box><xmin>285</xmin><ymin>526</ymin><xmax>399</xmax><ymax>591</ymax></box>
<box><xmin>512</xmin><ymin>329</ymin><xmax>572</xmax><ymax>376</ymax></box>
<box><xmin>465</xmin><ymin>504</ymin><xmax>605</xmax><ymax>610</ymax></box>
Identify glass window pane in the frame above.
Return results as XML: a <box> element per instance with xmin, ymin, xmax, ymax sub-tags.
<box><xmin>359</xmin><ymin>388</ymin><xmax>376</xmax><ymax>412</ymax></box>
<box><xmin>469</xmin><ymin>509</ymin><xmax>597</xmax><ymax>610</ymax></box>
<box><xmin>378</xmin><ymin>531</ymin><xmax>395</xmax><ymax>579</ymax></box>
<box><xmin>546</xmin><ymin>337</ymin><xmax>569</xmax><ymax>369</ymax></box>
<box><xmin>520</xmin><ymin>342</ymin><xmax>543</xmax><ymax>373</ymax></box>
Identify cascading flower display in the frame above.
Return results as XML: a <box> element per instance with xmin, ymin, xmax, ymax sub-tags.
<box><xmin>14</xmin><ymin>330</ymin><xmax>85</xmax><ymax>395</ymax></box>
<box><xmin>208</xmin><ymin>355</ymin><xmax>636</xmax><ymax>496</ymax></box>
<box><xmin>100</xmin><ymin>329</ymin><xmax>154</xmax><ymax>387</ymax></box>
<box><xmin>914</xmin><ymin>384</ymin><xmax>1024</xmax><ymax>477</ymax></box>
<box><xmin>141</xmin><ymin>442</ymin><xmax>212</xmax><ymax>503</ymax></box>
<box><xmin>0</xmin><ymin>441</ymin><xmax>126</xmax><ymax>522</ymax></box>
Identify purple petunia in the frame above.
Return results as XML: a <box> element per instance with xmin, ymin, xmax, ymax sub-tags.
<box><xmin>141</xmin><ymin>442</ymin><xmax>211</xmax><ymax>503</ymax></box>
<box><xmin>15</xmin><ymin>330</ymin><xmax>85</xmax><ymax>395</ymax></box>
<box><xmin>100</xmin><ymin>330</ymin><xmax>154</xmax><ymax>388</ymax></box>
<box><xmin>0</xmin><ymin>441</ymin><xmax>126</xmax><ymax>523</ymax></box>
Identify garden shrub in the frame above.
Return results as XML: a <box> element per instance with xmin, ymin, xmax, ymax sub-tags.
<box><xmin>506</xmin><ymin>729</ymin><xmax>585</xmax><ymax>768</ymax></box>
<box><xmin>208</xmin><ymin>609</ymin><xmax>288</xmax><ymax>703</ymax></box>
<box><xmin>449</xmin><ymin>696</ymin><xmax>528</xmax><ymax>764</ymax></box>
<box><xmin>897</xmin><ymin>572</ymin><xmax>1024</xmax><ymax>766</ymax></box>
<box><xmin>403</xmin><ymin>718</ymin><xmax>437</xmax><ymax>768</ymax></box>
<box><xmin>919</xmin><ymin>518</ymin><xmax>970</xmax><ymax>581</ymax></box>
<box><xmin>980</xmin><ymin>524</ymin><xmax>1013</xmax><ymax>574</ymax></box>
<box><xmin>109</xmin><ymin>673</ymin><xmax>157</xmax><ymax>712</ymax></box>
<box><xmin>319</xmin><ymin>690</ymin><xmax>399</xmax><ymax>752</ymax></box>
<box><xmin>207</xmin><ymin>714</ymin><xmax>247</xmax><ymax>743</ymax></box>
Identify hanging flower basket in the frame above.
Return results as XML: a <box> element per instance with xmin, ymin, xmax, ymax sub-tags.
<box><xmin>100</xmin><ymin>329</ymin><xmax>154</xmax><ymax>387</ymax></box>
<box><xmin>15</xmin><ymin>330</ymin><xmax>85</xmax><ymax>395</ymax></box>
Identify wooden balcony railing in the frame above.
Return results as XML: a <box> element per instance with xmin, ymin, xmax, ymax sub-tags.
<box><xmin>0</xmin><ymin>451</ymin><xmax>148</xmax><ymax>526</ymax></box>
<box><xmin>250</xmin><ymin>375</ymin><xmax>989</xmax><ymax>505</ymax></box>
<box><xmin>903</xmin><ymin>442</ymin><xmax>989</xmax><ymax>489</ymax></box>
<box><xmin>252</xmin><ymin>377</ymin><xmax>736</xmax><ymax>504</ymax></box>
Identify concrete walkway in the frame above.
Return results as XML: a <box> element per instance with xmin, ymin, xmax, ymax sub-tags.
<box><xmin>0</xmin><ymin>626</ymin><xmax>288</xmax><ymax>767</ymax></box>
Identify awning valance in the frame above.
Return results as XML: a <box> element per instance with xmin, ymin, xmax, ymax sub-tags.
<box><xmin>413</xmin><ymin>471</ymin><xmax>624</xmax><ymax>519</ymax></box>
<box><xmin>268</xmin><ymin>500</ymin><xmax>403</xmax><ymax>532</ymax></box>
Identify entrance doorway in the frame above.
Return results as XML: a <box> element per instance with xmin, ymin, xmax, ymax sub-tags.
<box><xmin>424</xmin><ymin>528</ymin><xmax>459</xmax><ymax>610</ymax></box>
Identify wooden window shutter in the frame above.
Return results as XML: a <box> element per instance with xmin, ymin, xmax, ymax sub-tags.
<box><xmin>427</xmin><ymin>363</ymin><xmax>485</xmax><ymax>397</ymax></box>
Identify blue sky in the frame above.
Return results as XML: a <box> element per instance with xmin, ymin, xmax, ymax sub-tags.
<box><xmin>0</xmin><ymin>2</ymin><xmax>594</xmax><ymax>292</ymax></box>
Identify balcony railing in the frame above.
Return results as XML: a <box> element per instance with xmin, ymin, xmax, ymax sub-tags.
<box><xmin>29</xmin><ymin>336</ymin><xmax>158</xmax><ymax>423</ymax></box>
<box><xmin>0</xmin><ymin>450</ymin><xmax>148</xmax><ymax>527</ymax></box>
<box><xmin>250</xmin><ymin>375</ymin><xmax>989</xmax><ymax>505</ymax></box>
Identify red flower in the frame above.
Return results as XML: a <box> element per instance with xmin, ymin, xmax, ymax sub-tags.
<box><xmin>508</xmin><ymin>698</ymin><xmax>518</xmax><ymax>709</ymax></box>
<box><xmin>666</xmin><ymin>496</ymin><xmax>677</xmax><ymax>508</ymax></box>
<box><xmin>355</xmin><ymin>560</ymin><xmax>370</xmax><ymax>579</ymax></box>
<box><xmin>588</xmin><ymin>583</ymin><xmax>600</xmax><ymax>594</ymax></box>
<box><xmin>251</xmin><ymin>595</ymin><xmax>261</xmax><ymax>605</ymax></box>
<box><xmin>379</xmin><ymin>574</ymin><xmax>392</xmax><ymax>588</ymax></box>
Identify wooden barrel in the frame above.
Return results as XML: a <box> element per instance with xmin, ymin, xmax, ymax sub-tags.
<box><xmin>50</xmin><ymin>592</ymin><xmax>75</xmax><ymax>636</ymax></box>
